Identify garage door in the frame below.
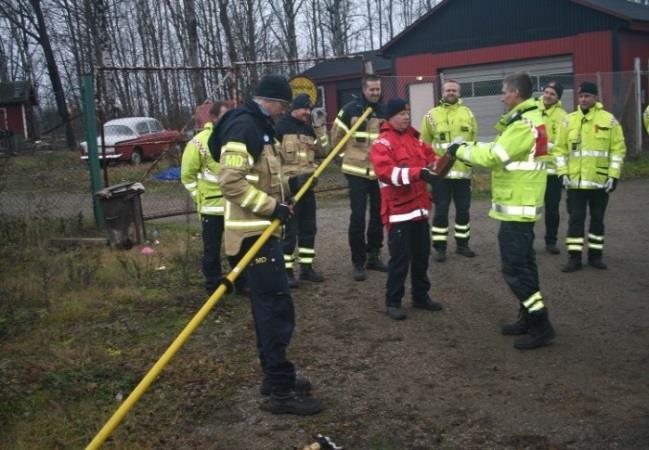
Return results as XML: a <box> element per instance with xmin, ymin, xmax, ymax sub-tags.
<box><xmin>441</xmin><ymin>56</ymin><xmax>574</xmax><ymax>141</ymax></box>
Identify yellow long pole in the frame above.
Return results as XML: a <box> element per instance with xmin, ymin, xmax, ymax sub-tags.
<box><xmin>86</xmin><ymin>106</ymin><xmax>373</xmax><ymax>449</ymax></box>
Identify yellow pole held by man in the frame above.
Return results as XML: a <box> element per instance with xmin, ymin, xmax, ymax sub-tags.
<box><xmin>86</xmin><ymin>105</ymin><xmax>373</xmax><ymax>449</ymax></box>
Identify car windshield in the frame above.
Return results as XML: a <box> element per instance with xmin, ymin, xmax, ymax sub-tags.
<box><xmin>148</xmin><ymin>120</ymin><xmax>164</xmax><ymax>132</ymax></box>
<box><xmin>105</xmin><ymin>125</ymin><xmax>135</xmax><ymax>137</ymax></box>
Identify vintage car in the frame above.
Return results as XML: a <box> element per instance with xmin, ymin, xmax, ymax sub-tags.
<box><xmin>80</xmin><ymin>117</ymin><xmax>183</xmax><ymax>164</ymax></box>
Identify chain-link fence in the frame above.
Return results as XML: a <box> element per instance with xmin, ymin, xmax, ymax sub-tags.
<box><xmin>1</xmin><ymin>61</ymin><xmax>647</xmax><ymax>224</ymax></box>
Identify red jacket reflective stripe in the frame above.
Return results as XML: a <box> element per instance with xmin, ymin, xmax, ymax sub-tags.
<box><xmin>370</xmin><ymin>122</ymin><xmax>438</xmax><ymax>229</ymax></box>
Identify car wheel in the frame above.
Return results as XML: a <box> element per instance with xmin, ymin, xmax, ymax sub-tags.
<box><xmin>130</xmin><ymin>148</ymin><xmax>143</xmax><ymax>165</ymax></box>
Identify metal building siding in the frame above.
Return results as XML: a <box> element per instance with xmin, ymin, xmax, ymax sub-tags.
<box><xmin>618</xmin><ymin>31</ymin><xmax>649</xmax><ymax>71</ymax></box>
<box><xmin>394</xmin><ymin>31</ymin><xmax>612</xmax><ymax>77</ymax></box>
<box><xmin>382</xmin><ymin>0</ymin><xmax>624</xmax><ymax>59</ymax></box>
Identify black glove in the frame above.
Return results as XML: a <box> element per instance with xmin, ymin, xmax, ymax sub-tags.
<box><xmin>419</xmin><ymin>168</ymin><xmax>439</xmax><ymax>185</ymax></box>
<box><xmin>446</xmin><ymin>143</ymin><xmax>460</xmax><ymax>159</ymax></box>
<box><xmin>604</xmin><ymin>177</ymin><xmax>617</xmax><ymax>193</ymax></box>
<box><xmin>271</xmin><ymin>202</ymin><xmax>293</xmax><ymax>224</ymax></box>
<box><xmin>288</xmin><ymin>173</ymin><xmax>315</xmax><ymax>195</ymax></box>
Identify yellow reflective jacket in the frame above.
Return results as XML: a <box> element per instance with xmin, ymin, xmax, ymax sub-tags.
<box><xmin>456</xmin><ymin>98</ymin><xmax>548</xmax><ymax>222</ymax></box>
<box><xmin>553</xmin><ymin>102</ymin><xmax>626</xmax><ymax>189</ymax></box>
<box><xmin>181</xmin><ymin>122</ymin><xmax>224</xmax><ymax>216</ymax></box>
<box><xmin>419</xmin><ymin>99</ymin><xmax>477</xmax><ymax>179</ymax></box>
<box><xmin>331</xmin><ymin>98</ymin><xmax>384</xmax><ymax>179</ymax></box>
<box><xmin>536</xmin><ymin>98</ymin><xmax>567</xmax><ymax>174</ymax></box>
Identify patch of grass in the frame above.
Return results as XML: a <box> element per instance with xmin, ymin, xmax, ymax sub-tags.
<box><xmin>622</xmin><ymin>152</ymin><xmax>649</xmax><ymax>179</ymax></box>
<box><xmin>0</xmin><ymin>216</ymin><xmax>250</xmax><ymax>449</ymax></box>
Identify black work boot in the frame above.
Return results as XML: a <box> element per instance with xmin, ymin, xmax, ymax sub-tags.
<box><xmin>260</xmin><ymin>388</ymin><xmax>323</xmax><ymax>415</ymax></box>
<box><xmin>352</xmin><ymin>265</ymin><xmax>367</xmax><ymax>281</ymax></box>
<box><xmin>366</xmin><ymin>250</ymin><xmax>388</xmax><ymax>272</ymax></box>
<box><xmin>501</xmin><ymin>307</ymin><xmax>529</xmax><ymax>335</ymax></box>
<box><xmin>387</xmin><ymin>306</ymin><xmax>406</xmax><ymax>320</ymax></box>
<box><xmin>286</xmin><ymin>269</ymin><xmax>300</xmax><ymax>288</ymax></box>
<box><xmin>413</xmin><ymin>296</ymin><xmax>443</xmax><ymax>311</ymax></box>
<box><xmin>545</xmin><ymin>243</ymin><xmax>560</xmax><ymax>255</ymax></box>
<box><xmin>260</xmin><ymin>376</ymin><xmax>312</xmax><ymax>396</ymax></box>
<box><xmin>588</xmin><ymin>254</ymin><xmax>607</xmax><ymax>269</ymax></box>
<box><xmin>456</xmin><ymin>246</ymin><xmax>476</xmax><ymax>257</ymax></box>
<box><xmin>513</xmin><ymin>309</ymin><xmax>555</xmax><ymax>350</ymax></box>
<box><xmin>434</xmin><ymin>248</ymin><xmax>447</xmax><ymax>262</ymax></box>
<box><xmin>561</xmin><ymin>255</ymin><xmax>583</xmax><ymax>273</ymax></box>
<box><xmin>300</xmin><ymin>264</ymin><xmax>325</xmax><ymax>282</ymax></box>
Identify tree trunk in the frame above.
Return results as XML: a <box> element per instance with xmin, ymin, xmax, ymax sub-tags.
<box><xmin>29</xmin><ymin>0</ymin><xmax>76</xmax><ymax>149</ymax></box>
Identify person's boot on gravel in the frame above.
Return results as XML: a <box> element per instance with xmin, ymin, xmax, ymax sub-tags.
<box><xmin>352</xmin><ymin>265</ymin><xmax>367</xmax><ymax>281</ymax></box>
<box><xmin>260</xmin><ymin>376</ymin><xmax>312</xmax><ymax>396</ymax></box>
<box><xmin>562</xmin><ymin>255</ymin><xmax>583</xmax><ymax>272</ymax></box>
<box><xmin>366</xmin><ymin>250</ymin><xmax>388</xmax><ymax>272</ymax></box>
<box><xmin>387</xmin><ymin>306</ymin><xmax>406</xmax><ymax>320</ymax></box>
<box><xmin>413</xmin><ymin>296</ymin><xmax>443</xmax><ymax>311</ymax></box>
<box><xmin>501</xmin><ymin>307</ymin><xmax>530</xmax><ymax>335</ymax></box>
<box><xmin>513</xmin><ymin>308</ymin><xmax>555</xmax><ymax>350</ymax></box>
<box><xmin>260</xmin><ymin>387</ymin><xmax>322</xmax><ymax>415</ymax></box>
<box><xmin>286</xmin><ymin>269</ymin><xmax>300</xmax><ymax>288</ymax></box>
<box><xmin>300</xmin><ymin>264</ymin><xmax>325</xmax><ymax>282</ymax></box>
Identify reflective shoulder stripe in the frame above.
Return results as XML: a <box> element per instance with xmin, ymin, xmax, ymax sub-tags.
<box><xmin>184</xmin><ymin>181</ymin><xmax>197</xmax><ymax>189</ymax></box>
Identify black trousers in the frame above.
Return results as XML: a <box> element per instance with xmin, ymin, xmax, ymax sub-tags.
<box><xmin>346</xmin><ymin>174</ymin><xmax>383</xmax><ymax>267</ymax></box>
<box><xmin>239</xmin><ymin>236</ymin><xmax>296</xmax><ymax>390</ymax></box>
<box><xmin>544</xmin><ymin>174</ymin><xmax>562</xmax><ymax>245</ymax></box>
<box><xmin>386</xmin><ymin>220</ymin><xmax>431</xmax><ymax>307</ymax></box>
<box><xmin>498</xmin><ymin>221</ymin><xmax>540</xmax><ymax>304</ymax></box>
<box><xmin>566</xmin><ymin>189</ymin><xmax>609</xmax><ymax>258</ymax></box>
<box><xmin>283</xmin><ymin>189</ymin><xmax>317</xmax><ymax>261</ymax></box>
<box><xmin>201</xmin><ymin>214</ymin><xmax>224</xmax><ymax>292</ymax></box>
<box><xmin>432</xmin><ymin>178</ymin><xmax>471</xmax><ymax>250</ymax></box>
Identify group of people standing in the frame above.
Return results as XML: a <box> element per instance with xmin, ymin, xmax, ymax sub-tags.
<box><xmin>180</xmin><ymin>70</ymin><xmax>628</xmax><ymax>416</ymax></box>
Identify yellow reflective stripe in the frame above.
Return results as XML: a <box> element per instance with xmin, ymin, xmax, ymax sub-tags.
<box><xmin>285</xmin><ymin>261</ymin><xmax>294</xmax><ymax>269</ymax></box>
<box><xmin>251</xmin><ymin>191</ymin><xmax>268</xmax><ymax>213</ymax></box>
<box><xmin>587</xmin><ymin>242</ymin><xmax>603</xmax><ymax>250</ymax></box>
<box><xmin>246</xmin><ymin>174</ymin><xmax>260</xmax><ymax>183</ymax></box>
<box><xmin>566</xmin><ymin>237</ymin><xmax>584</xmax><ymax>244</ymax></box>
<box><xmin>184</xmin><ymin>182</ymin><xmax>197</xmax><ymax>189</ymax></box>
<box><xmin>190</xmin><ymin>190</ymin><xmax>197</xmax><ymax>197</ymax></box>
<box><xmin>224</xmin><ymin>220</ymin><xmax>272</xmax><ymax>230</ymax></box>
<box><xmin>431</xmin><ymin>227</ymin><xmax>448</xmax><ymax>233</ymax></box>
<box><xmin>492</xmin><ymin>203</ymin><xmax>543</xmax><ymax>217</ymax></box>
<box><xmin>334</xmin><ymin>117</ymin><xmax>349</xmax><ymax>133</ymax></box>
<box><xmin>587</xmin><ymin>233</ymin><xmax>604</xmax><ymax>242</ymax></box>
<box><xmin>505</xmin><ymin>161</ymin><xmax>546</xmax><ymax>171</ymax></box>
<box><xmin>298</xmin><ymin>247</ymin><xmax>315</xmax><ymax>255</ymax></box>
<box><xmin>200</xmin><ymin>206</ymin><xmax>224</xmax><ymax>214</ymax></box>
<box><xmin>197</xmin><ymin>171</ymin><xmax>219</xmax><ymax>183</ymax></box>
<box><xmin>523</xmin><ymin>291</ymin><xmax>544</xmax><ymax>312</ymax></box>
<box><xmin>354</xmin><ymin>131</ymin><xmax>379</xmax><ymax>139</ymax></box>
<box><xmin>342</xmin><ymin>163</ymin><xmax>375</xmax><ymax>177</ymax></box>
<box><xmin>432</xmin><ymin>236</ymin><xmax>448</xmax><ymax>241</ymax></box>
<box><xmin>454</xmin><ymin>231</ymin><xmax>470</xmax><ymax>238</ymax></box>
<box><xmin>567</xmin><ymin>245</ymin><xmax>582</xmax><ymax>251</ymax></box>
<box><xmin>240</xmin><ymin>187</ymin><xmax>257</xmax><ymax>208</ymax></box>
<box><xmin>610</xmin><ymin>155</ymin><xmax>624</xmax><ymax>162</ymax></box>
<box><xmin>300</xmin><ymin>257</ymin><xmax>314</xmax><ymax>264</ymax></box>
<box><xmin>446</xmin><ymin>170</ymin><xmax>471</xmax><ymax>178</ymax></box>
<box><xmin>571</xmin><ymin>150</ymin><xmax>608</xmax><ymax>158</ymax></box>
<box><xmin>454</xmin><ymin>224</ymin><xmax>470</xmax><ymax>231</ymax></box>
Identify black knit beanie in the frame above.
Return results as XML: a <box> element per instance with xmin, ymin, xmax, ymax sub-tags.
<box><xmin>255</xmin><ymin>75</ymin><xmax>292</xmax><ymax>102</ymax></box>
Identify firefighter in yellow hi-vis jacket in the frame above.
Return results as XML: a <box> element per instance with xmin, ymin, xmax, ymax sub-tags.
<box><xmin>420</xmin><ymin>80</ymin><xmax>478</xmax><ymax>262</ymax></box>
<box><xmin>554</xmin><ymin>81</ymin><xmax>626</xmax><ymax>272</ymax></box>
<box><xmin>181</xmin><ymin>101</ymin><xmax>229</xmax><ymax>294</ymax></box>
<box><xmin>208</xmin><ymin>75</ymin><xmax>322</xmax><ymax>416</ymax></box>
<box><xmin>330</xmin><ymin>74</ymin><xmax>386</xmax><ymax>282</ymax></box>
<box><xmin>276</xmin><ymin>94</ymin><xmax>328</xmax><ymax>287</ymax></box>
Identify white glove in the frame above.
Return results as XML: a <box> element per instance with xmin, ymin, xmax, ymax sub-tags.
<box><xmin>311</xmin><ymin>107</ymin><xmax>327</xmax><ymax>128</ymax></box>
<box><xmin>561</xmin><ymin>175</ymin><xmax>571</xmax><ymax>189</ymax></box>
<box><xmin>604</xmin><ymin>177</ymin><xmax>617</xmax><ymax>193</ymax></box>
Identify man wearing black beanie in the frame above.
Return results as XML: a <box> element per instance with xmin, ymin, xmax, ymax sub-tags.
<box><xmin>538</xmin><ymin>81</ymin><xmax>567</xmax><ymax>255</ymax></box>
<box><xmin>210</xmin><ymin>74</ymin><xmax>322</xmax><ymax>415</ymax></box>
<box><xmin>553</xmin><ymin>81</ymin><xmax>627</xmax><ymax>272</ymax></box>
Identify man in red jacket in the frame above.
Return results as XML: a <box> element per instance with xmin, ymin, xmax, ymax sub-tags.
<box><xmin>370</xmin><ymin>98</ymin><xmax>445</xmax><ymax>320</ymax></box>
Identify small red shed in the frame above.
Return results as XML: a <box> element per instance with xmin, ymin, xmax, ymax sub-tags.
<box><xmin>0</xmin><ymin>81</ymin><xmax>38</xmax><ymax>140</ymax></box>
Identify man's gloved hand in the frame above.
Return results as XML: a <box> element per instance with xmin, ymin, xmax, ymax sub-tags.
<box><xmin>419</xmin><ymin>168</ymin><xmax>439</xmax><ymax>185</ymax></box>
<box><xmin>445</xmin><ymin>137</ymin><xmax>464</xmax><ymax>159</ymax></box>
<box><xmin>604</xmin><ymin>177</ymin><xmax>617</xmax><ymax>193</ymax></box>
<box><xmin>561</xmin><ymin>174</ymin><xmax>571</xmax><ymax>189</ymax></box>
<box><xmin>288</xmin><ymin>173</ymin><xmax>315</xmax><ymax>194</ymax></box>
<box><xmin>271</xmin><ymin>201</ymin><xmax>294</xmax><ymax>224</ymax></box>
